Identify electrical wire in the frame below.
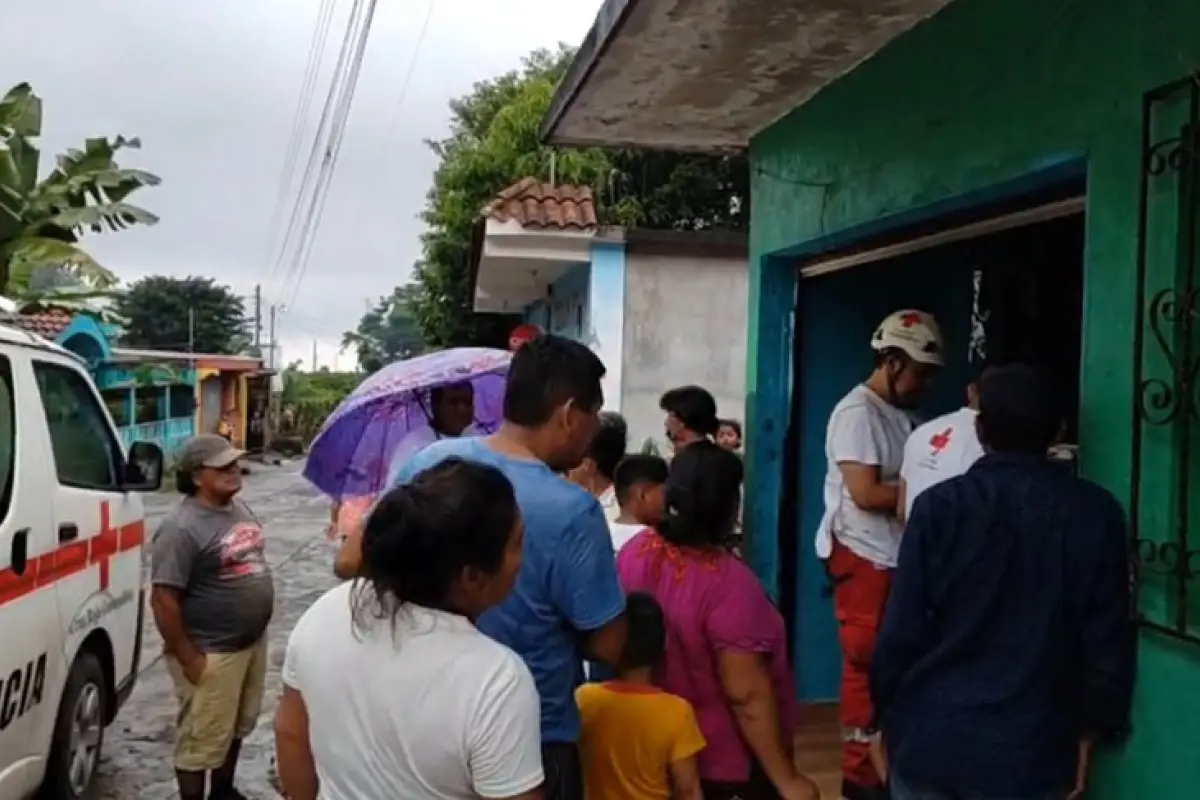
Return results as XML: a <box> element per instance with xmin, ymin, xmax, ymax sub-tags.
<box><xmin>280</xmin><ymin>0</ymin><xmax>380</xmax><ymax>310</ymax></box>
<box><xmin>269</xmin><ymin>0</ymin><xmax>370</xmax><ymax>300</ymax></box>
<box><xmin>345</xmin><ymin>0</ymin><xmax>437</xmax><ymax>226</ymax></box>
<box><xmin>261</xmin><ymin>0</ymin><xmax>339</xmax><ymax>292</ymax></box>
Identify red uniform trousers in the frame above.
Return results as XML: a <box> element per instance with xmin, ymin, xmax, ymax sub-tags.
<box><xmin>828</xmin><ymin>538</ymin><xmax>894</xmax><ymax>792</ymax></box>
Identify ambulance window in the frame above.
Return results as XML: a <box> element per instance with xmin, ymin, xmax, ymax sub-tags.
<box><xmin>32</xmin><ymin>361</ymin><xmax>121</xmax><ymax>491</ymax></box>
<box><xmin>0</xmin><ymin>356</ymin><xmax>13</xmax><ymax>521</ymax></box>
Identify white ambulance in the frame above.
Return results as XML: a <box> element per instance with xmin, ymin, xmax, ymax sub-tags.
<box><xmin>0</xmin><ymin>324</ymin><xmax>163</xmax><ymax>799</ymax></box>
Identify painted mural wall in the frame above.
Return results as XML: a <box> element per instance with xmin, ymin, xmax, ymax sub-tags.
<box><xmin>746</xmin><ymin>0</ymin><xmax>1200</xmax><ymax>794</ymax></box>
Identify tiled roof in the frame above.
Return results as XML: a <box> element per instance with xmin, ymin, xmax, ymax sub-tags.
<box><xmin>483</xmin><ymin>178</ymin><xmax>598</xmax><ymax>230</ymax></box>
<box><xmin>0</xmin><ymin>309</ymin><xmax>74</xmax><ymax>338</ymax></box>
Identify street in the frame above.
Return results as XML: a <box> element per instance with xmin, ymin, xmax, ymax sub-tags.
<box><xmin>92</xmin><ymin>461</ymin><xmax>335</xmax><ymax>799</ymax></box>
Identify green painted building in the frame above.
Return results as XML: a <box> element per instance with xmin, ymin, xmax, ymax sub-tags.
<box><xmin>545</xmin><ymin>0</ymin><xmax>1200</xmax><ymax>795</ymax></box>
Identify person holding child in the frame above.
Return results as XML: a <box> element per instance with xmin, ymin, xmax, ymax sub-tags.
<box><xmin>617</xmin><ymin>442</ymin><xmax>819</xmax><ymax>800</ymax></box>
<box><xmin>577</xmin><ymin>592</ymin><xmax>706</xmax><ymax>799</ymax></box>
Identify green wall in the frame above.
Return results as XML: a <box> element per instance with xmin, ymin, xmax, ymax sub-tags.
<box><xmin>745</xmin><ymin>0</ymin><xmax>1200</xmax><ymax>795</ymax></box>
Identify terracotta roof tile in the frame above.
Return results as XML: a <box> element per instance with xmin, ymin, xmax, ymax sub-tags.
<box><xmin>0</xmin><ymin>309</ymin><xmax>75</xmax><ymax>338</ymax></box>
<box><xmin>483</xmin><ymin>178</ymin><xmax>598</xmax><ymax>230</ymax></box>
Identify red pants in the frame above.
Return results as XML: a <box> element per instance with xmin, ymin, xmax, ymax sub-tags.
<box><xmin>829</xmin><ymin>539</ymin><xmax>893</xmax><ymax>790</ymax></box>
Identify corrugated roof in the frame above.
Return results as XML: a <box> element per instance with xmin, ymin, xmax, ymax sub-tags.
<box><xmin>483</xmin><ymin>178</ymin><xmax>598</xmax><ymax>230</ymax></box>
<box><xmin>0</xmin><ymin>309</ymin><xmax>74</xmax><ymax>339</ymax></box>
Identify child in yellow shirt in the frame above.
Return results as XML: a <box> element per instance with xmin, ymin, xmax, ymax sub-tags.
<box><xmin>577</xmin><ymin>592</ymin><xmax>706</xmax><ymax>800</ymax></box>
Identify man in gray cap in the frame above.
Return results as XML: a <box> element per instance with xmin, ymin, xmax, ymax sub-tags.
<box><xmin>150</xmin><ymin>434</ymin><xmax>274</xmax><ymax>800</ymax></box>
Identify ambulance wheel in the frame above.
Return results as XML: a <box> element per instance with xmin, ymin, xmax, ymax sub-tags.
<box><xmin>40</xmin><ymin>652</ymin><xmax>107</xmax><ymax>800</ymax></box>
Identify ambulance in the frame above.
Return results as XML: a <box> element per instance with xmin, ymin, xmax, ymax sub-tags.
<box><xmin>0</xmin><ymin>324</ymin><xmax>163</xmax><ymax>799</ymax></box>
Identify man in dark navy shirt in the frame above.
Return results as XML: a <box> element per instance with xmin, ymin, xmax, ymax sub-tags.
<box><xmin>871</xmin><ymin>365</ymin><xmax>1135</xmax><ymax>800</ymax></box>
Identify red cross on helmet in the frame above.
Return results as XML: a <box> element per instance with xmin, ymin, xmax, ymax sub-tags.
<box><xmin>871</xmin><ymin>309</ymin><xmax>945</xmax><ymax>366</ymax></box>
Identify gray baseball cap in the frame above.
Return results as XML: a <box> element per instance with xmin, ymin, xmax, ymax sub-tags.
<box><xmin>179</xmin><ymin>434</ymin><xmax>245</xmax><ymax>472</ymax></box>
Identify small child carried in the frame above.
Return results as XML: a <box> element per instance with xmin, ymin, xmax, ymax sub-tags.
<box><xmin>577</xmin><ymin>592</ymin><xmax>706</xmax><ymax>800</ymax></box>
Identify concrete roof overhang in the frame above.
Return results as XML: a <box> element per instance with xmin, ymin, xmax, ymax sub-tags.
<box><xmin>542</xmin><ymin>0</ymin><xmax>959</xmax><ymax>152</ymax></box>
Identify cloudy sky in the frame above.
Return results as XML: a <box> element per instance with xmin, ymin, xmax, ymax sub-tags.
<box><xmin>1</xmin><ymin>0</ymin><xmax>600</xmax><ymax>368</ymax></box>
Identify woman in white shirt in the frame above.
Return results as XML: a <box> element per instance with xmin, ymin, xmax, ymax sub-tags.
<box><xmin>275</xmin><ymin>458</ymin><xmax>543</xmax><ymax>800</ymax></box>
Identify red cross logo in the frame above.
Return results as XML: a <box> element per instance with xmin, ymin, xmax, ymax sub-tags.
<box><xmin>96</xmin><ymin>501</ymin><xmax>115</xmax><ymax>592</ymax></box>
<box><xmin>929</xmin><ymin>427</ymin><xmax>953</xmax><ymax>454</ymax></box>
<box><xmin>900</xmin><ymin>312</ymin><xmax>923</xmax><ymax>328</ymax></box>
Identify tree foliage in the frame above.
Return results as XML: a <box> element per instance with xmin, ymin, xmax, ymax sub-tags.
<box><xmin>278</xmin><ymin>361</ymin><xmax>362</xmax><ymax>443</ymax></box>
<box><xmin>0</xmin><ymin>82</ymin><xmax>160</xmax><ymax>297</ymax></box>
<box><xmin>341</xmin><ymin>283</ymin><xmax>424</xmax><ymax>374</ymax></box>
<box><xmin>114</xmin><ymin>276</ymin><xmax>250</xmax><ymax>354</ymax></box>
<box><xmin>410</xmin><ymin>46</ymin><xmax>748</xmax><ymax>347</ymax></box>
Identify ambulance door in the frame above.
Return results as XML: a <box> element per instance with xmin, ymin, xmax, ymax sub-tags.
<box><xmin>0</xmin><ymin>347</ymin><xmax>63</xmax><ymax>797</ymax></box>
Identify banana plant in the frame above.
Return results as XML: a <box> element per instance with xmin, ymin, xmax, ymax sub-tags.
<box><xmin>0</xmin><ymin>82</ymin><xmax>160</xmax><ymax>295</ymax></box>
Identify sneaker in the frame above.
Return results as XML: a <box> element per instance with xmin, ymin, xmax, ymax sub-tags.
<box><xmin>208</xmin><ymin>788</ymin><xmax>249</xmax><ymax>800</ymax></box>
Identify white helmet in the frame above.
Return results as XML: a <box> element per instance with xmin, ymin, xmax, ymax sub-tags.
<box><xmin>870</xmin><ymin>310</ymin><xmax>945</xmax><ymax>366</ymax></box>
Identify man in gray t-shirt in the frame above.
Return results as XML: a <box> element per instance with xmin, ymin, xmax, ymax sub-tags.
<box><xmin>150</xmin><ymin>434</ymin><xmax>274</xmax><ymax>800</ymax></box>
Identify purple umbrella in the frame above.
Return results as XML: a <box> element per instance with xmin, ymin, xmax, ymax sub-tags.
<box><xmin>303</xmin><ymin>347</ymin><xmax>511</xmax><ymax>499</ymax></box>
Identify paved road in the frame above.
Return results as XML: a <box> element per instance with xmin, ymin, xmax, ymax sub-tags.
<box><xmin>92</xmin><ymin>461</ymin><xmax>336</xmax><ymax>799</ymax></box>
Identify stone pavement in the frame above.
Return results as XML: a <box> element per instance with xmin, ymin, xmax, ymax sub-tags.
<box><xmin>92</xmin><ymin>461</ymin><xmax>337</xmax><ymax>799</ymax></box>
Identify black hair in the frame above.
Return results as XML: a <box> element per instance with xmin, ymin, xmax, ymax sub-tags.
<box><xmin>353</xmin><ymin>458</ymin><xmax>518</xmax><ymax>624</ymax></box>
<box><xmin>658</xmin><ymin>441</ymin><xmax>743</xmax><ymax>547</ymax></box>
<box><xmin>503</xmin><ymin>335</ymin><xmax>606</xmax><ymax>427</ymax></box>
<box><xmin>619</xmin><ymin>591</ymin><xmax>666</xmax><ymax>671</ymax></box>
<box><xmin>614</xmin><ymin>454</ymin><xmax>669</xmax><ymax>505</ymax></box>
<box><xmin>659</xmin><ymin>385</ymin><xmax>720</xmax><ymax>436</ymax></box>
<box><xmin>588</xmin><ymin>412</ymin><xmax>628</xmax><ymax>481</ymax></box>
<box><xmin>175</xmin><ymin>469</ymin><xmax>197</xmax><ymax>496</ymax></box>
<box><xmin>718</xmin><ymin>419</ymin><xmax>742</xmax><ymax>439</ymax></box>
<box><xmin>976</xmin><ymin>364</ymin><xmax>1061</xmax><ymax>455</ymax></box>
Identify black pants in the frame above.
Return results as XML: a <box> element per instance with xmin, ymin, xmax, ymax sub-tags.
<box><xmin>543</xmin><ymin>742</ymin><xmax>584</xmax><ymax>800</ymax></box>
<box><xmin>701</xmin><ymin>760</ymin><xmax>781</xmax><ymax>800</ymax></box>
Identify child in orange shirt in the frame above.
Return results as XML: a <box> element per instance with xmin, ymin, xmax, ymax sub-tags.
<box><xmin>577</xmin><ymin>592</ymin><xmax>706</xmax><ymax>800</ymax></box>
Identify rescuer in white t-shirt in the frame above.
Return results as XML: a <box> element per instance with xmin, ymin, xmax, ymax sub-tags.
<box><xmin>898</xmin><ymin>370</ymin><xmax>988</xmax><ymax>522</ymax></box>
<box><xmin>816</xmin><ymin>309</ymin><xmax>944</xmax><ymax>800</ymax></box>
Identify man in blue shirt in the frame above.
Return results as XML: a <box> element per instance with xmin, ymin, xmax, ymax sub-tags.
<box><xmin>871</xmin><ymin>364</ymin><xmax>1135</xmax><ymax>800</ymax></box>
<box><xmin>393</xmin><ymin>335</ymin><xmax>627</xmax><ymax>800</ymax></box>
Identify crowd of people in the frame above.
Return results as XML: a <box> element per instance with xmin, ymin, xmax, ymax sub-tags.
<box><xmin>145</xmin><ymin>315</ymin><xmax>1138</xmax><ymax>800</ymax></box>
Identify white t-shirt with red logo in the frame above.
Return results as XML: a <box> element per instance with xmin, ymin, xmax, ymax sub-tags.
<box><xmin>816</xmin><ymin>385</ymin><xmax>915</xmax><ymax>569</ymax></box>
<box><xmin>900</xmin><ymin>407</ymin><xmax>985</xmax><ymax>519</ymax></box>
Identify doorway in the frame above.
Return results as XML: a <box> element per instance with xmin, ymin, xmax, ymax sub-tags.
<box><xmin>778</xmin><ymin>183</ymin><xmax>1087</xmax><ymax>701</ymax></box>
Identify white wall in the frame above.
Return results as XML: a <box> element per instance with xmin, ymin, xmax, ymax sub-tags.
<box><xmin>620</xmin><ymin>250</ymin><xmax>749</xmax><ymax>452</ymax></box>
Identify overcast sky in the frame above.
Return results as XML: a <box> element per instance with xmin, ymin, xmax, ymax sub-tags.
<box><xmin>0</xmin><ymin>0</ymin><xmax>600</xmax><ymax>368</ymax></box>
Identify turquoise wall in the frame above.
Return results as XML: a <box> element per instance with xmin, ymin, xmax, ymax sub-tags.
<box><xmin>746</xmin><ymin>0</ymin><xmax>1200</xmax><ymax>793</ymax></box>
<box><xmin>588</xmin><ymin>242</ymin><xmax>626</xmax><ymax>410</ymax></box>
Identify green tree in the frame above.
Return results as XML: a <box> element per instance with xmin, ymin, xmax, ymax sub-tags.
<box><xmin>279</xmin><ymin>361</ymin><xmax>362</xmax><ymax>444</ymax></box>
<box><xmin>114</xmin><ymin>276</ymin><xmax>250</xmax><ymax>354</ymax></box>
<box><xmin>341</xmin><ymin>283</ymin><xmax>424</xmax><ymax>373</ymax></box>
<box><xmin>0</xmin><ymin>83</ymin><xmax>160</xmax><ymax>296</ymax></box>
<box><xmin>411</xmin><ymin>46</ymin><xmax>748</xmax><ymax>347</ymax></box>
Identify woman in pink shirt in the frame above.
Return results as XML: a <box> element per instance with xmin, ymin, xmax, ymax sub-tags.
<box><xmin>617</xmin><ymin>442</ymin><xmax>818</xmax><ymax>800</ymax></box>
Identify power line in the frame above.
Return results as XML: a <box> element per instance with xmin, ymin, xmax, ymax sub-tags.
<box><xmin>345</xmin><ymin>0</ymin><xmax>437</xmax><ymax>226</ymax></box>
<box><xmin>269</xmin><ymin>0</ymin><xmax>369</xmax><ymax>300</ymax></box>
<box><xmin>280</xmin><ymin>0</ymin><xmax>379</xmax><ymax>309</ymax></box>
<box><xmin>261</xmin><ymin>0</ymin><xmax>339</xmax><ymax>292</ymax></box>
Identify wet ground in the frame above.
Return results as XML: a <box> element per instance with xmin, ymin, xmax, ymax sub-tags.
<box><xmin>92</xmin><ymin>460</ymin><xmax>336</xmax><ymax>799</ymax></box>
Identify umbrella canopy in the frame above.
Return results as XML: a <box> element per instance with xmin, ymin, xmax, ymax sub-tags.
<box><xmin>303</xmin><ymin>347</ymin><xmax>510</xmax><ymax>499</ymax></box>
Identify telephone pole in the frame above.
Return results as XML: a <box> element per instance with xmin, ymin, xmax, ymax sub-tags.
<box><xmin>311</xmin><ymin>339</ymin><xmax>318</xmax><ymax>372</ymax></box>
<box><xmin>267</xmin><ymin>304</ymin><xmax>278</xmax><ymax>370</ymax></box>
<box><xmin>253</xmin><ymin>284</ymin><xmax>262</xmax><ymax>349</ymax></box>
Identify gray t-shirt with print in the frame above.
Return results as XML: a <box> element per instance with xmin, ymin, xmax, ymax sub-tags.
<box><xmin>151</xmin><ymin>496</ymin><xmax>275</xmax><ymax>652</ymax></box>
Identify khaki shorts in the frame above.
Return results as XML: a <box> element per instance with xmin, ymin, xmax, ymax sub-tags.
<box><xmin>166</xmin><ymin>638</ymin><xmax>268</xmax><ymax>772</ymax></box>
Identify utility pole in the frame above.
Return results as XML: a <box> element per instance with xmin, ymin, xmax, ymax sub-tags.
<box><xmin>253</xmin><ymin>284</ymin><xmax>262</xmax><ymax>349</ymax></box>
<box><xmin>267</xmin><ymin>304</ymin><xmax>278</xmax><ymax>370</ymax></box>
<box><xmin>311</xmin><ymin>339</ymin><xmax>318</xmax><ymax>372</ymax></box>
<box><xmin>187</xmin><ymin>308</ymin><xmax>195</xmax><ymax>353</ymax></box>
